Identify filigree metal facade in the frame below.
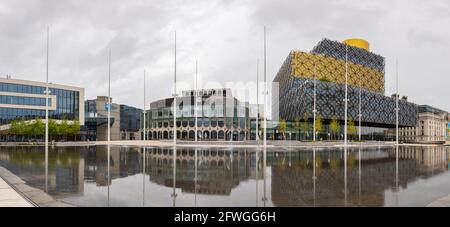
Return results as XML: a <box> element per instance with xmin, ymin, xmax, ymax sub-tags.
<box><xmin>278</xmin><ymin>77</ymin><xmax>417</xmax><ymax>127</ymax></box>
<box><xmin>291</xmin><ymin>51</ymin><xmax>385</xmax><ymax>93</ymax></box>
<box><xmin>312</xmin><ymin>39</ymin><xmax>385</xmax><ymax>74</ymax></box>
<box><xmin>273</xmin><ymin>38</ymin><xmax>418</xmax><ymax>130</ymax></box>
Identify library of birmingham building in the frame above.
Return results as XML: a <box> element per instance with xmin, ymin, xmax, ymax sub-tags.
<box><xmin>273</xmin><ymin>38</ymin><xmax>419</xmax><ymax>140</ymax></box>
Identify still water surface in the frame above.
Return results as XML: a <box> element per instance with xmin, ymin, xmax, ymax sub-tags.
<box><xmin>0</xmin><ymin>145</ymin><xmax>449</xmax><ymax>207</ymax></box>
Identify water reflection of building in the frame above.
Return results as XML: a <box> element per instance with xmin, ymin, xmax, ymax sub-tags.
<box><xmin>0</xmin><ymin>147</ymin><xmax>85</xmax><ymax>197</ymax></box>
<box><xmin>83</xmin><ymin>146</ymin><xmax>142</xmax><ymax>187</ymax></box>
<box><xmin>394</xmin><ymin>146</ymin><xmax>448</xmax><ymax>176</ymax></box>
<box><xmin>271</xmin><ymin>147</ymin><xmax>449</xmax><ymax>207</ymax></box>
<box><xmin>145</xmin><ymin>148</ymin><xmax>254</xmax><ymax>195</ymax></box>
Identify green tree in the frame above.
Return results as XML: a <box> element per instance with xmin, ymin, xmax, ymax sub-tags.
<box><xmin>68</xmin><ymin>120</ymin><xmax>81</xmax><ymax>140</ymax></box>
<box><xmin>348</xmin><ymin>118</ymin><xmax>357</xmax><ymax>140</ymax></box>
<box><xmin>300</xmin><ymin>114</ymin><xmax>310</xmax><ymax>140</ymax></box>
<box><xmin>293</xmin><ymin>117</ymin><xmax>301</xmax><ymax>141</ymax></box>
<box><xmin>31</xmin><ymin>119</ymin><xmax>45</xmax><ymax>137</ymax></box>
<box><xmin>278</xmin><ymin>119</ymin><xmax>287</xmax><ymax>140</ymax></box>
<box><xmin>59</xmin><ymin>119</ymin><xmax>70</xmax><ymax>140</ymax></box>
<box><xmin>330</xmin><ymin>118</ymin><xmax>341</xmax><ymax>140</ymax></box>
<box><xmin>314</xmin><ymin>115</ymin><xmax>323</xmax><ymax>137</ymax></box>
<box><xmin>10</xmin><ymin>119</ymin><xmax>27</xmax><ymax>141</ymax></box>
<box><xmin>9</xmin><ymin>120</ymin><xmax>22</xmax><ymax>135</ymax></box>
<box><xmin>48</xmin><ymin>119</ymin><xmax>59</xmax><ymax>141</ymax></box>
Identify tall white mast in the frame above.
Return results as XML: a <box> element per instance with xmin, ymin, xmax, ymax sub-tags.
<box><xmin>45</xmin><ymin>27</ymin><xmax>49</xmax><ymax>193</ymax></box>
<box><xmin>107</xmin><ymin>49</ymin><xmax>111</xmax><ymax>206</ymax></box>
<box><xmin>195</xmin><ymin>60</ymin><xmax>198</xmax><ymax>142</ymax></box>
<box><xmin>359</xmin><ymin>66</ymin><xmax>362</xmax><ymax>141</ymax></box>
<box><xmin>396</xmin><ymin>59</ymin><xmax>399</xmax><ymax>145</ymax></box>
<box><xmin>313</xmin><ymin>67</ymin><xmax>317</xmax><ymax>142</ymax></box>
<box><xmin>263</xmin><ymin>26</ymin><xmax>267</xmax><ymax>147</ymax></box>
<box><xmin>143</xmin><ymin>69</ymin><xmax>146</xmax><ymax>141</ymax></box>
<box><xmin>172</xmin><ymin>31</ymin><xmax>178</xmax><ymax>207</ymax></box>
<box><xmin>173</xmin><ymin>32</ymin><xmax>177</xmax><ymax>144</ymax></box>
<box><xmin>256</xmin><ymin>59</ymin><xmax>260</xmax><ymax>142</ymax></box>
<box><xmin>344</xmin><ymin>44</ymin><xmax>348</xmax><ymax>146</ymax></box>
<box><xmin>108</xmin><ymin>50</ymin><xmax>111</xmax><ymax>144</ymax></box>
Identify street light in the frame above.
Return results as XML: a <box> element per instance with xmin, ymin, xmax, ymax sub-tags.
<box><xmin>173</xmin><ymin>31</ymin><xmax>178</xmax><ymax>144</ymax></box>
<box><xmin>395</xmin><ymin>59</ymin><xmax>400</xmax><ymax>145</ymax></box>
<box><xmin>344</xmin><ymin>44</ymin><xmax>349</xmax><ymax>147</ymax></box>
<box><xmin>295</xmin><ymin>79</ymin><xmax>317</xmax><ymax>141</ymax></box>
<box><xmin>44</xmin><ymin>27</ymin><xmax>50</xmax><ymax>193</ymax></box>
<box><xmin>195</xmin><ymin>60</ymin><xmax>198</xmax><ymax>142</ymax></box>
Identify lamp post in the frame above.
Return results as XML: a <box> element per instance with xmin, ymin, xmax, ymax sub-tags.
<box><xmin>344</xmin><ymin>44</ymin><xmax>349</xmax><ymax>146</ymax></box>
<box><xmin>44</xmin><ymin>27</ymin><xmax>49</xmax><ymax>193</ymax></box>
<box><xmin>172</xmin><ymin>31</ymin><xmax>178</xmax><ymax>207</ymax></box>
<box><xmin>296</xmin><ymin>79</ymin><xmax>311</xmax><ymax>140</ymax></box>
<box><xmin>313</xmin><ymin>67</ymin><xmax>317</xmax><ymax>142</ymax></box>
<box><xmin>142</xmin><ymin>69</ymin><xmax>147</xmax><ymax>206</ymax></box>
<box><xmin>107</xmin><ymin>49</ymin><xmax>112</xmax><ymax>207</ymax></box>
<box><xmin>195</xmin><ymin>60</ymin><xmax>198</xmax><ymax>142</ymax></box>
<box><xmin>358</xmin><ymin>67</ymin><xmax>362</xmax><ymax>142</ymax></box>
<box><xmin>143</xmin><ymin>69</ymin><xmax>146</xmax><ymax>141</ymax></box>
<box><xmin>396</xmin><ymin>60</ymin><xmax>399</xmax><ymax>145</ymax></box>
<box><xmin>263</xmin><ymin>26</ymin><xmax>267</xmax><ymax>148</ymax></box>
<box><xmin>173</xmin><ymin>31</ymin><xmax>177</xmax><ymax>144</ymax></box>
<box><xmin>256</xmin><ymin>59</ymin><xmax>260</xmax><ymax>142</ymax></box>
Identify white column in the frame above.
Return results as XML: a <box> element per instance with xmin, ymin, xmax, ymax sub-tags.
<box><xmin>396</xmin><ymin>60</ymin><xmax>399</xmax><ymax>145</ymax></box>
<box><xmin>195</xmin><ymin>60</ymin><xmax>198</xmax><ymax>142</ymax></box>
<box><xmin>313</xmin><ymin>67</ymin><xmax>317</xmax><ymax>142</ymax></box>
<box><xmin>256</xmin><ymin>59</ymin><xmax>260</xmax><ymax>142</ymax></box>
<box><xmin>359</xmin><ymin>70</ymin><xmax>362</xmax><ymax>141</ymax></box>
<box><xmin>173</xmin><ymin>32</ymin><xmax>177</xmax><ymax>144</ymax></box>
<box><xmin>344</xmin><ymin>44</ymin><xmax>348</xmax><ymax>146</ymax></box>
<box><xmin>45</xmin><ymin>27</ymin><xmax>49</xmax><ymax>193</ymax></box>
<box><xmin>263</xmin><ymin>26</ymin><xmax>267</xmax><ymax>147</ymax></box>
<box><xmin>143</xmin><ymin>69</ymin><xmax>146</xmax><ymax>141</ymax></box>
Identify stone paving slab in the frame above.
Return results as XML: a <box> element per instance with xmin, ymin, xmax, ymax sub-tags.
<box><xmin>24</xmin><ymin>190</ymin><xmax>55</xmax><ymax>204</ymax></box>
<box><xmin>427</xmin><ymin>194</ymin><xmax>450</xmax><ymax>207</ymax></box>
<box><xmin>0</xmin><ymin>178</ymin><xmax>32</xmax><ymax>207</ymax></box>
<box><xmin>14</xmin><ymin>183</ymin><xmax>41</xmax><ymax>193</ymax></box>
<box><xmin>0</xmin><ymin>166</ymin><xmax>72</xmax><ymax>207</ymax></box>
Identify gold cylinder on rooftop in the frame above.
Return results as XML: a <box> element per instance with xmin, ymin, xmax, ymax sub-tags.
<box><xmin>343</xmin><ymin>38</ymin><xmax>370</xmax><ymax>51</ymax></box>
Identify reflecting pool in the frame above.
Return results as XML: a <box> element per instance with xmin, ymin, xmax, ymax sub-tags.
<box><xmin>0</xmin><ymin>145</ymin><xmax>449</xmax><ymax>207</ymax></box>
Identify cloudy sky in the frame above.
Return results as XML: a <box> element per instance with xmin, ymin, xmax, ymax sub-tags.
<box><xmin>0</xmin><ymin>0</ymin><xmax>449</xmax><ymax>112</ymax></box>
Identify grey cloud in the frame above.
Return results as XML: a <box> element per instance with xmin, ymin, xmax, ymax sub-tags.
<box><xmin>0</xmin><ymin>0</ymin><xmax>449</xmax><ymax>112</ymax></box>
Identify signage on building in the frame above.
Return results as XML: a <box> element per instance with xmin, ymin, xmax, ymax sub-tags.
<box><xmin>447</xmin><ymin>123</ymin><xmax>450</xmax><ymax>139</ymax></box>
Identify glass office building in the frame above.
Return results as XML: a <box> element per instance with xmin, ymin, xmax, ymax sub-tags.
<box><xmin>120</xmin><ymin>104</ymin><xmax>142</xmax><ymax>140</ymax></box>
<box><xmin>81</xmin><ymin>96</ymin><xmax>142</xmax><ymax>141</ymax></box>
<box><xmin>143</xmin><ymin>88</ymin><xmax>250</xmax><ymax>141</ymax></box>
<box><xmin>0</xmin><ymin>77</ymin><xmax>85</xmax><ymax>126</ymax></box>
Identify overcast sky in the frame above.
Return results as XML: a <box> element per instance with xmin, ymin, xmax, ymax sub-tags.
<box><xmin>1</xmin><ymin>0</ymin><xmax>449</xmax><ymax>112</ymax></box>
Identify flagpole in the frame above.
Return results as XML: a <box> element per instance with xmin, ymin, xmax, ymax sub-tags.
<box><xmin>172</xmin><ymin>31</ymin><xmax>178</xmax><ymax>206</ymax></box>
<box><xmin>396</xmin><ymin>59</ymin><xmax>399</xmax><ymax>145</ymax></box>
<box><xmin>142</xmin><ymin>68</ymin><xmax>147</xmax><ymax>207</ymax></box>
<box><xmin>359</xmin><ymin>66</ymin><xmax>362</xmax><ymax>142</ymax></box>
<box><xmin>344</xmin><ymin>44</ymin><xmax>348</xmax><ymax>146</ymax></box>
<box><xmin>173</xmin><ymin>31</ymin><xmax>177</xmax><ymax>145</ymax></box>
<box><xmin>313</xmin><ymin>67</ymin><xmax>317</xmax><ymax>142</ymax></box>
<box><xmin>45</xmin><ymin>27</ymin><xmax>49</xmax><ymax>193</ymax></box>
<box><xmin>263</xmin><ymin>26</ymin><xmax>267</xmax><ymax>147</ymax></box>
<box><xmin>195</xmin><ymin>60</ymin><xmax>198</xmax><ymax>142</ymax></box>
<box><xmin>256</xmin><ymin>59</ymin><xmax>260</xmax><ymax>142</ymax></box>
<box><xmin>143</xmin><ymin>69</ymin><xmax>146</xmax><ymax>141</ymax></box>
<box><xmin>107</xmin><ymin>49</ymin><xmax>111</xmax><ymax>207</ymax></box>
